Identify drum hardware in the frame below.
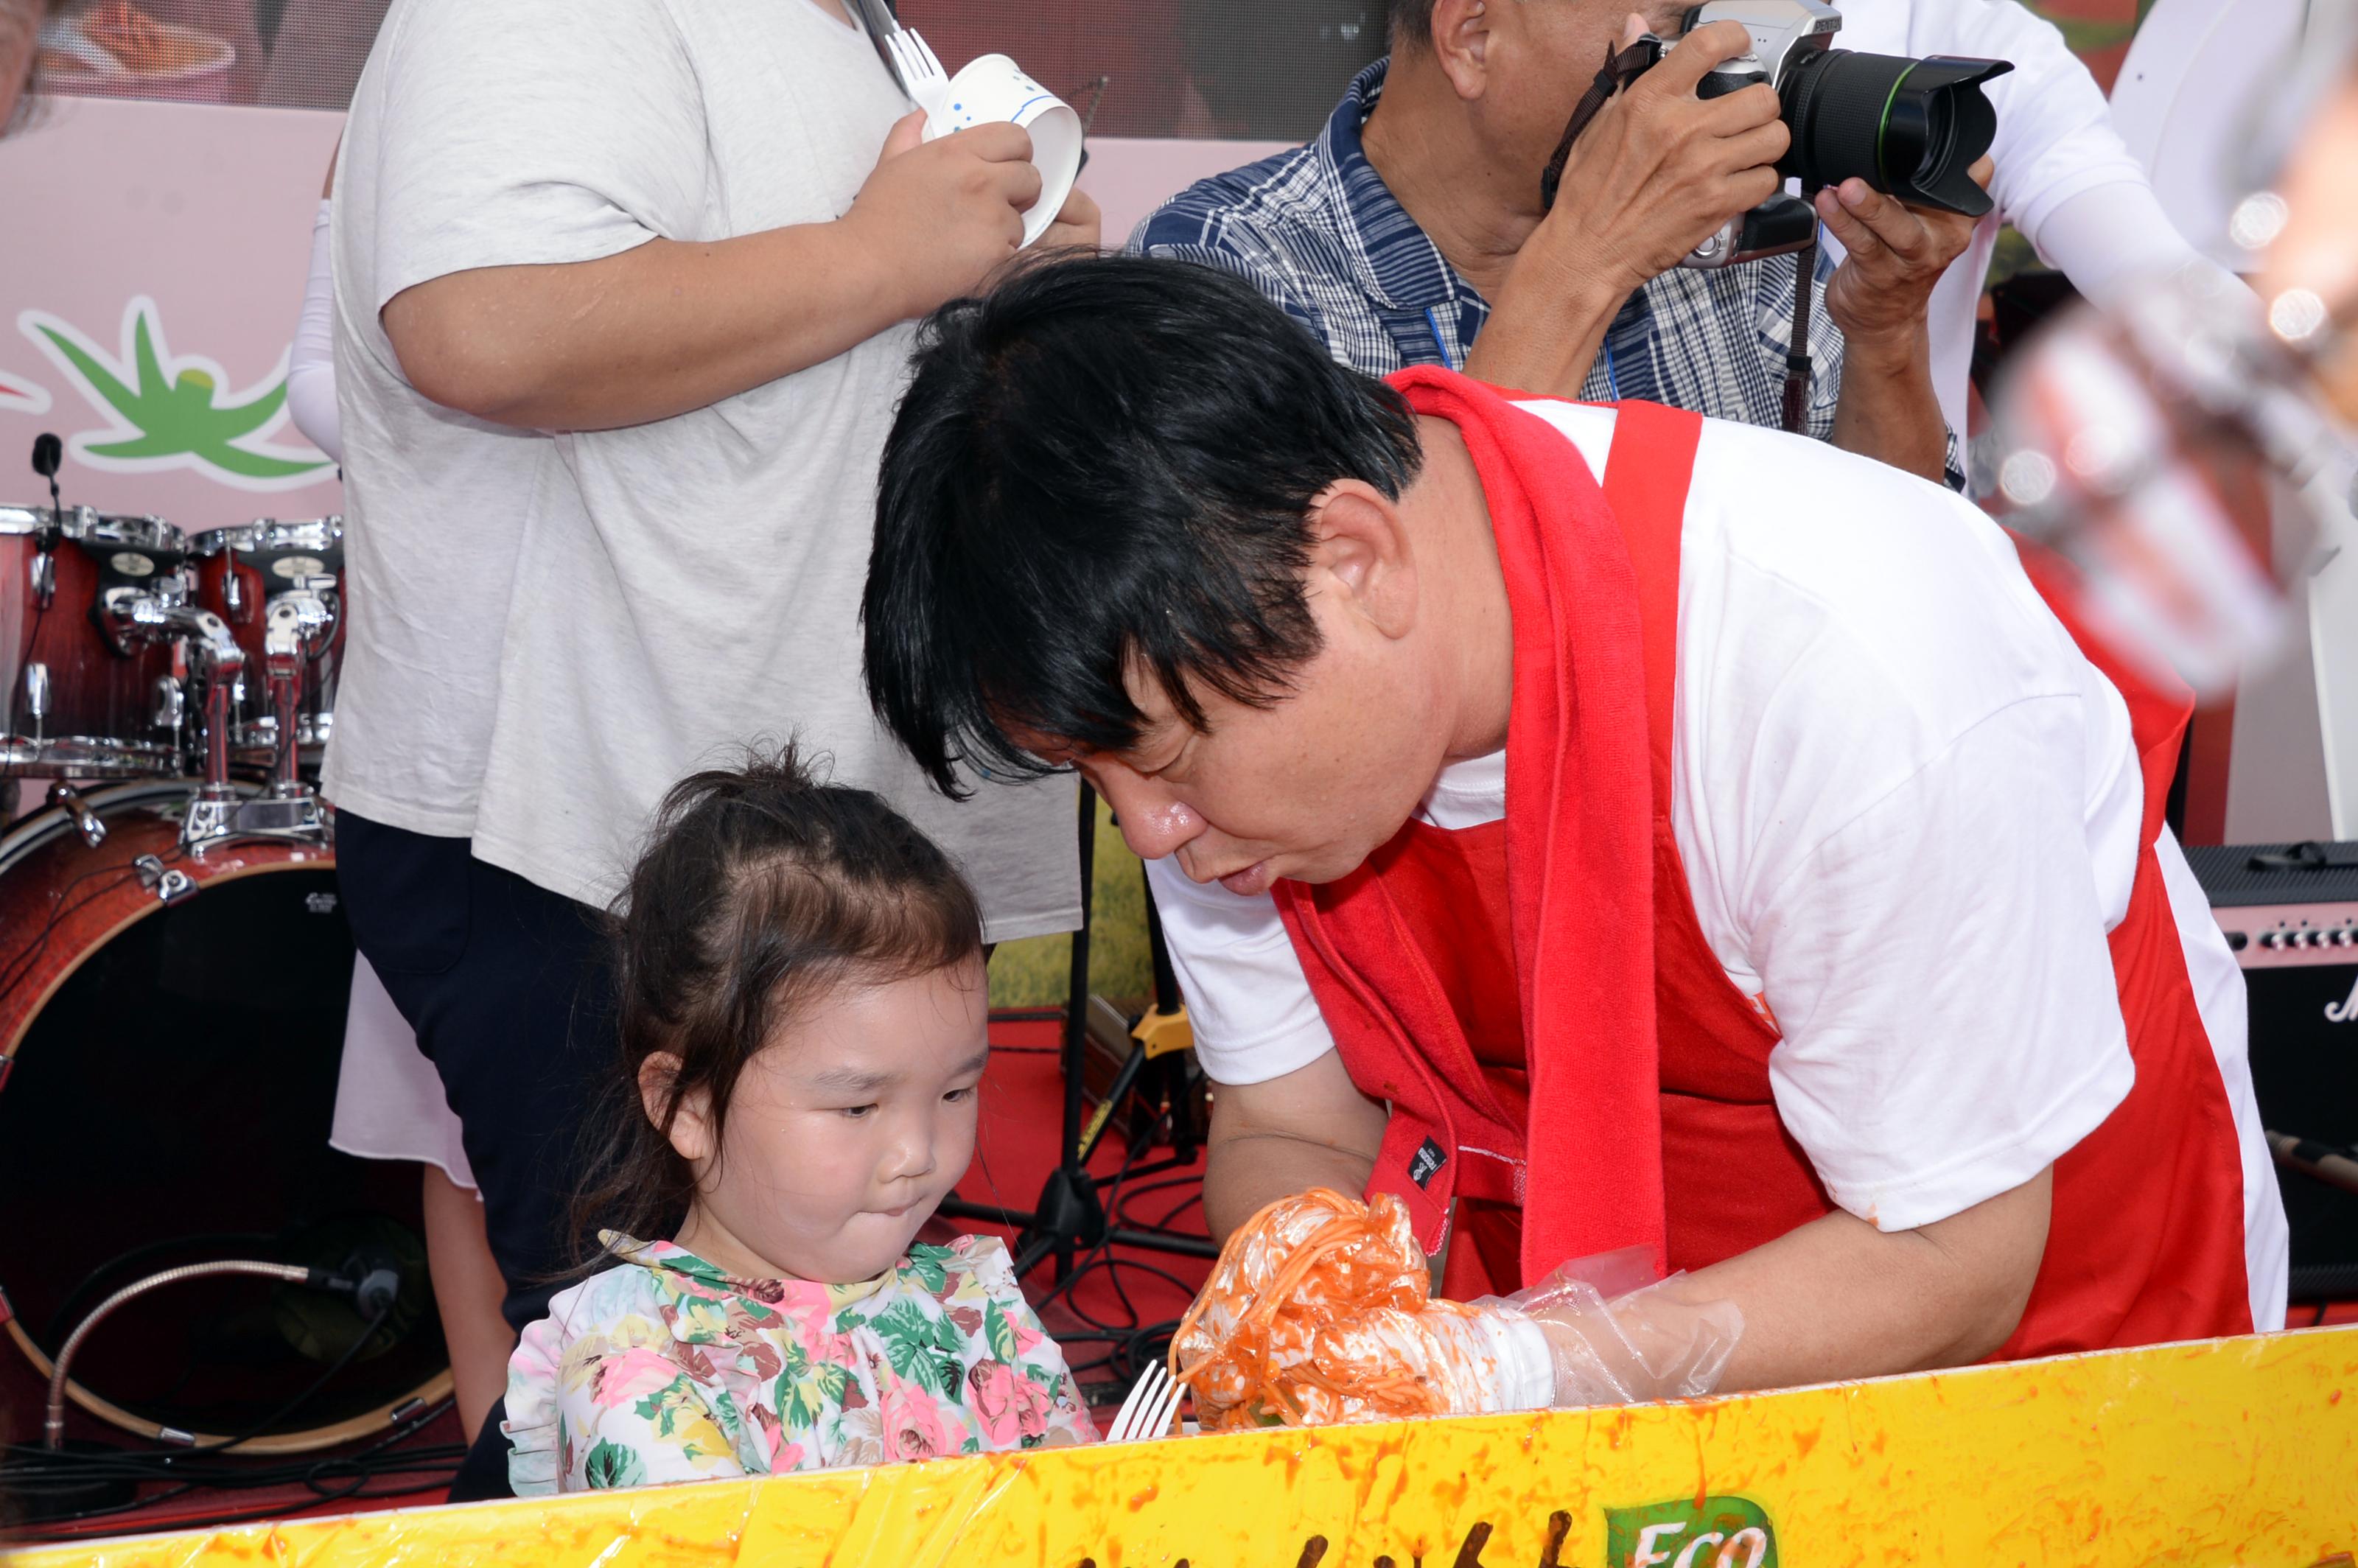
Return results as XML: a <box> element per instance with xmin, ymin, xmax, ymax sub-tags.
<box><xmin>180</xmin><ymin>581</ymin><xmax>329</xmax><ymax>852</ymax></box>
<box><xmin>43</xmin><ymin>1254</ymin><xmax>402</xmax><ymax>1450</ymax></box>
<box><xmin>4</xmin><ymin>501</ymin><xmax>187</xmax><ymax>781</ymax></box>
<box><xmin>133</xmin><ymin>851</ymin><xmax>197</xmax><ymax>905</ymax></box>
<box><xmin>190</xmin><ymin>518</ymin><xmax>346</xmax><ymax>780</ymax></box>
<box><xmin>263</xmin><ymin>577</ymin><xmax>337</xmax><ymax>791</ymax></box>
<box><xmin>28</xmin><ymin>433</ymin><xmax>61</xmax><ymax>612</ymax></box>
<box><xmin>183</xmin><ymin>790</ymin><xmax>329</xmax><ymax>854</ymax></box>
<box><xmin>151</xmin><ymin>672</ymin><xmax>184</xmax><ymax>735</ymax></box>
<box><xmin>65</xmin><ymin>571</ymin><xmax>329</xmax><ymax>853</ymax></box>
<box><xmin>21</xmin><ymin>659</ymin><xmax>49</xmax><ymax>729</ymax></box>
<box><xmin>0</xmin><ymin>778</ymin><xmax>450</xmax><ymax>1454</ymax></box>
<box><xmin>46</xmin><ymin>782</ymin><xmax>105</xmax><ymax>848</ymax></box>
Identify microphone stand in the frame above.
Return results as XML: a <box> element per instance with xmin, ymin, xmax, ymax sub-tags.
<box><xmin>935</xmin><ymin>783</ymin><xmax>1218</xmax><ymax>1281</ymax></box>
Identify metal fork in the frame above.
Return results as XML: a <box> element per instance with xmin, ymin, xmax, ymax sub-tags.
<box><xmin>1103</xmin><ymin>1361</ymin><xmax>1186</xmax><ymax>1443</ymax></box>
<box><xmin>884</xmin><ymin>27</ymin><xmax>952</xmax><ymax>121</ymax></box>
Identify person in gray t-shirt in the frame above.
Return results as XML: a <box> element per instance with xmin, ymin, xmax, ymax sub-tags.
<box><xmin>326</xmin><ymin>0</ymin><xmax>1095</xmax><ymax>1492</ymax></box>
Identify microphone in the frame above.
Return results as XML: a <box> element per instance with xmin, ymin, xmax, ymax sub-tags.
<box><xmin>30</xmin><ymin>433</ymin><xmax>63</xmax><ymax>545</ymax></box>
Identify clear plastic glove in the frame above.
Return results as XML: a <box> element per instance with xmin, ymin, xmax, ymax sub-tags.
<box><xmin>1172</xmin><ymin>1191</ymin><xmax>1743</xmax><ymax>1429</ymax></box>
<box><xmin>1470</xmin><ymin>1247</ymin><xmax>1745</xmax><ymax>1410</ymax></box>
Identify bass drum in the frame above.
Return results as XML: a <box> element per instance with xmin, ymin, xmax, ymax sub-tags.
<box><xmin>0</xmin><ymin>781</ymin><xmax>451</xmax><ymax>1453</ymax></box>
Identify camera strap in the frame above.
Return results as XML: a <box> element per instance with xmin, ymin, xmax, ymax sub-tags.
<box><xmin>1540</xmin><ymin>35</ymin><xmax>1666</xmax><ymax>213</ymax></box>
<box><xmin>1781</xmin><ymin>228</ymin><xmax>1817</xmax><ymax>435</ymax></box>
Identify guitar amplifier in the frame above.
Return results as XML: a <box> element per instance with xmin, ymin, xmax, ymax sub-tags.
<box><xmin>2184</xmin><ymin>841</ymin><xmax>2358</xmax><ymax>1301</ymax></box>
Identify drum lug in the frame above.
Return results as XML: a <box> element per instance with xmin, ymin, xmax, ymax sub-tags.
<box><xmin>152</xmin><ymin>675</ymin><xmax>186</xmax><ymax>735</ymax></box>
<box><xmin>27</xmin><ymin>550</ymin><xmax>53</xmax><ymax>611</ymax></box>
<box><xmin>46</xmin><ymin>782</ymin><xmax>105</xmax><ymax>848</ymax></box>
<box><xmin>21</xmin><ymin>662</ymin><xmax>47</xmax><ymax>735</ymax></box>
<box><xmin>133</xmin><ymin>853</ymin><xmax>197</xmax><ymax>906</ymax></box>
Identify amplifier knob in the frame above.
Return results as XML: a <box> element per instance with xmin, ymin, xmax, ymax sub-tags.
<box><xmin>2261</xmin><ymin>931</ymin><xmax>2290</xmax><ymax>950</ymax></box>
<box><xmin>2335</xmin><ymin>928</ymin><xmax>2357</xmax><ymax>948</ymax></box>
<box><xmin>2291</xmin><ymin>930</ymin><xmax>2315</xmax><ymax>948</ymax></box>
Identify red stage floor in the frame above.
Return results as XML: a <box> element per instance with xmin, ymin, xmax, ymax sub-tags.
<box><xmin>15</xmin><ymin>1018</ymin><xmax>2351</xmax><ymax>1548</ymax></box>
<box><xmin>1</xmin><ymin>1015</ymin><xmax>1213</xmax><ymax>1544</ymax></box>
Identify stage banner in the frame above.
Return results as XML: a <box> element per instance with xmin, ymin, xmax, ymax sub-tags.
<box><xmin>0</xmin><ymin>92</ymin><xmax>1284</xmax><ymax>535</ymax></box>
<box><xmin>1</xmin><ymin>95</ymin><xmax>343</xmax><ymax>531</ymax></box>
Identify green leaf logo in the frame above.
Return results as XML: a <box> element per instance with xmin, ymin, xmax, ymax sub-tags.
<box><xmin>18</xmin><ymin>297</ymin><xmax>329</xmax><ymax>491</ymax></box>
<box><xmin>1605</xmin><ymin>1496</ymin><xmax>1777</xmax><ymax>1568</ymax></box>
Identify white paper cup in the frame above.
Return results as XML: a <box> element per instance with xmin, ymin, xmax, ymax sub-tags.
<box><xmin>920</xmin><ymin>54</ymin><xmax>1084</xmax><ymax>249</ymax></box>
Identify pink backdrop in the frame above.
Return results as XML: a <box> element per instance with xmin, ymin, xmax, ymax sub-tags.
<box><xmin>0</xmin><ymin>93</ymin><xmax>1280</xmax><ymax>536</ymax></box>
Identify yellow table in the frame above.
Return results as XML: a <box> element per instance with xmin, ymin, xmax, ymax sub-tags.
<box><xmin>13</xmin><ymin>1326</ymin><xmax>2357</xmax><ymax>1568</ymax></box>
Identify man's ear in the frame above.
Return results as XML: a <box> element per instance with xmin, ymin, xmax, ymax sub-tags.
<box><xmin>1306</xmin><ymin>480</ymin><xmax>1419</xmax><ymax>639</ymax></box>
<box><xmin>640</xmin><ymin>1052</ymin><xmax>715</xmax><ymax>1164</ymax></box>
<box><xmin>1427</xmin><ymin>0</ymin><xmax>1497</xmax><ymax>101</ymax></box>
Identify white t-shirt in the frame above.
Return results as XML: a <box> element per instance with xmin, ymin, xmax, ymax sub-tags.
<box><xmin>324</xmin><ymin>0</ymin><xmax>1081</xmax><ymax>938</ymax></box>
<box><xmin>1819</xmin><ymin>0</ymin><xmax>2195</xmax><ymax>435</ymax></box>
<box><xmin>325</xmin><ymin>126</ymin><xmax>545</xmax><ymax>838</ymax></box>
<box><xmin>1150</xmin><ymin>402</ymin><xmax>2283</xmax><ymax>1320</ymax></box>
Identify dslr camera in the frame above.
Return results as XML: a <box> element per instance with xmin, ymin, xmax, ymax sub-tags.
<box><xmin>1671</xmin><ymin>0</ymin><xmax>2013</xmax><ymax>267</ymax></box>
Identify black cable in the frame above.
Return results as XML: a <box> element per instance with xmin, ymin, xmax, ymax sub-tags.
<box><xmin>167</xmin><ymin>1299</ymin><xmax>399</xmax><ymax>1461</ymax></box>
<box><xmin>7</xmin><ymin>1294</ymin><xmax>399</xmax><ymax>1524</ymax></box>
<box><xmin>0</xmin><ymin>846</ymin><xmax>183</xmax><ymax>1005</ymax></box>
<box><xmin>1026</xmin><ymin>1110</ymin><xmax>1164</xmax><ymax>1319</ymax></box>
<box><xmin>2</xmin><ymin>1397</ymin><xmax>461</xmax><ymax>1491</ymax></box>
<box><xmin>1147</xmin><ymin>1189</ymin><xmax>1204</xmax><ymax>1233</ymax></box>
<box><xmin>1105</xmin><ymin>1172</ymin><xmax>1210</xmax><ymax>1241</ymax></box>
<box><xmin>2</xmin><ymin>1418</ymin><xmax>464</xmax><ymax>1539</ymax></box>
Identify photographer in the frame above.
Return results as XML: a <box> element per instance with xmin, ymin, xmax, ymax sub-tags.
<box><xmin>1132</xmin><ymin>1</ymin><xmax>1976</xmax><ymax>484</ymax></box>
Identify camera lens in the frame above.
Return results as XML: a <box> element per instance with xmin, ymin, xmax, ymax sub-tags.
<box><xmin>1777</xmin><ymin>49</ymin><xmax>2009</xmax><ymax>216</ymax></box>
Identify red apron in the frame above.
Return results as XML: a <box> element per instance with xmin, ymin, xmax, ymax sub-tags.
<box><xmin>1273</xmin><ymin>368</ymin><xmax>2256</xmax><ymax>1354</ymax></box>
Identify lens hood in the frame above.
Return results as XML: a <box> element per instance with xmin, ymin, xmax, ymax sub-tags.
<box><xmin>1780</xmin><ymin>49</ymin><xmax>2011</xmax><ymax>215</ymax></box>
<box><xmin>1879</xmin><ymin>56</ymin><xmax>2012</xmax><ymax>215</ymax></box>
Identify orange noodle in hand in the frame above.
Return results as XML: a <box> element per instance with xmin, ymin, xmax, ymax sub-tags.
<box><xmin>1169</xmin><ymin>1189</ymin><xmax>1746</xmax><ymax>1432</ymax></box>
<box><xmin>1170</xmin><ymin>1189</ymin><xmax>1544</xmax><ymax>1429</ymax></box>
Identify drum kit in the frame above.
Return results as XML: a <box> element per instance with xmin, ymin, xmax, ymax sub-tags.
<box><xmin>1</xmin><ymin>443</ymin><xmax>447</xmax><ymax>1457</ymax></box>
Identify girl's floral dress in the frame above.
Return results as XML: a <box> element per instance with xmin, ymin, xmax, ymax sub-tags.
<box><xmin>504</xmin><ymin>1232</ymin><xmax>1097</xmax><ymax>1494</ymax></box>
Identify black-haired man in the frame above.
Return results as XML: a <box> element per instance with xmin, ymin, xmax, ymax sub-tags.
<box><xmin>863</xmin><ymin>256</ymin><xmax>2286</xmax><ymax>1394</ymax></box>
<box><xmin>1132</xmin><ymin>1</ymin><xmax>1979</xmax><ymax>486</ymax></box>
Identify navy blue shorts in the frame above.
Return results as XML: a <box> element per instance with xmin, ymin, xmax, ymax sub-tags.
<box><xmin>334</xmin><ymin>808</ymin><xmax>617</xmax><ymax>1337</ymax></box>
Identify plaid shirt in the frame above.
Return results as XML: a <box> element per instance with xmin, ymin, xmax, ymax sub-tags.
<box><xmin>1134</xmin><ymin>58</ymin><xmax>1956</xmax><ymax>479</ymax></box>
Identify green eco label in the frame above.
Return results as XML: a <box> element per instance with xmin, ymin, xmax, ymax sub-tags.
<box><xmin>1606</xmin><ymin>1496</ymin><xmax>1777</xmax><ymax>1568</ymax></box>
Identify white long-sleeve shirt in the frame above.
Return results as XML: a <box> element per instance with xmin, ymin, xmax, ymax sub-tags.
<box><xmin>1822</xmin><ymin>0</ymin><xmax>2229</xmax><ymax>435</ymax></box>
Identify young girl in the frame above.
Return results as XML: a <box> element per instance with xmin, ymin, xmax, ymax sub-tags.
<box><xmin>504</xmin><ymin>753</ymin><xmax>1096</xmax><ymax>1494</ymax></box>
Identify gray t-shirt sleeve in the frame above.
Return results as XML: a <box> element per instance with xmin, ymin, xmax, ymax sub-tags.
<box><xmin>366</xmin><ymin>0</ymin><xmax>709</xmax><ymax>310</ymax></box>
